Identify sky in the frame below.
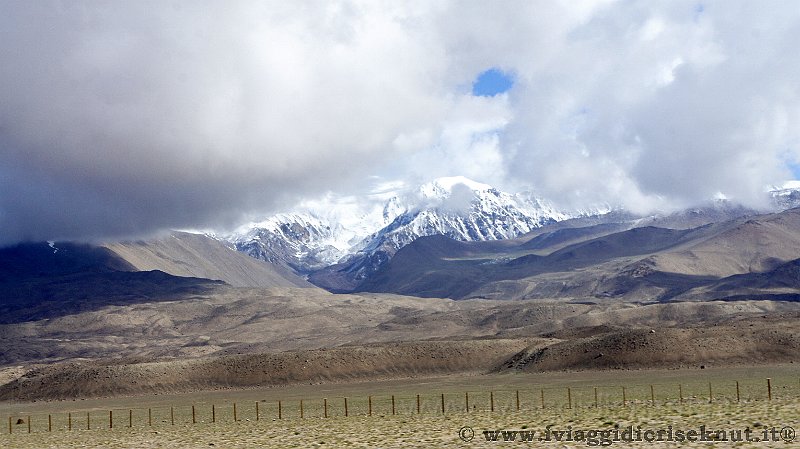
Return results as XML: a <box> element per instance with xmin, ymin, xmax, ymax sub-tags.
<box><xmin>1</xmin><ymin>0</ymin><xmax>799</xmax><ymax>244</ymax></box>
<box><xmin>472</xmin><ymin>69</ymin><xmax>515</xmax><ymax>97</ymax></box>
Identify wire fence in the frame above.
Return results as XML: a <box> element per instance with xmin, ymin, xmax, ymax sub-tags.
<box><xmin>5</xmin><ymin>376</ymin><xmax>799</xmax><ymax>435</ymax></box>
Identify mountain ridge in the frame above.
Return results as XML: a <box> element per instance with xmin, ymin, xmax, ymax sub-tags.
<box><xmin>356</xmin><ymin>206</ymin><xmax>800</xmax><ymax>302</ymax></box>
<box><xmin>230</xmin><ymin>177</ymin><xmax>584</xmax><ymax>276</ymax></box>
<box><xmin>0</xmin><ymin>232</ymin><xmax>315</xmax><ymax>324</ymax></box>
<box><xmin>104</xmin><ymin>231</ymin><xmax>311</xmax><ymax>288</ymax></box>
<box><xmin>228</xmin><ymin>177</ymin><xmax>800</xmax><ymax>293</ymax></box>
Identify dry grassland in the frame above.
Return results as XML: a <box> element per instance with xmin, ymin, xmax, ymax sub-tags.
<box><xmin>2</xmin><ymin>366</ymin><xmax>798</xmax><ymax>448</ymax></box>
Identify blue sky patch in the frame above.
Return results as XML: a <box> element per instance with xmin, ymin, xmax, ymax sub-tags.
<box><xmin>472</xmin><ymin>68</ymin><xmax>514</xmax><ymax>97</ymax></box>
<box><xmin>788</xmin><ymin>161</ymin><xmax>800</xmax><ymax>179</ymax></box>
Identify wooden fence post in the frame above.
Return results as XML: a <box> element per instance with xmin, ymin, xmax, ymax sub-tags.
<box><xmin>767</xmin><ymin>378</ymin><xmax>772</xmax><ymax>400</ymax></box>
<box><xmin>148</xmin><ymin>409</ymin><xmax>152</xmax><ymax>427</ymax></box>
<box><xmin>650</xmin><ymin>385</ymin><xmax>655</xmax><ymax>405</ymax></box>
<box><xmin>594</xmin><ymin>387</ymin><xmax>598</xmax><ymax>408</ymax></box>
<box><xmin>129</xmin><ymin>409</ymin><xmax>132</xmax><ymax>428</ymax></box>
<box><xmin>541</xmin><ymin>389</ymin><xmax>545</xmax><ymax>409</ymax></box>
<box><xmin>233</xmin><ymin>403</ymin><xmax>238</xmax><ymax>422</ymax></box>
<box><xmin>708</xmin><ymin>382</ymin><xmax>713</xmax><ymax>403</ymax></box>
<box><xmin>48</xmin><ymin>414</ymin><xmax>52</xmax><ymax>432</ymax></box>
<box><xmin>736</xmin><ymin>381</ymin><xmax>740</xmax><ymax>402</ymax></box>
<box><xmin>323</xmin><ymin>398</ymin><xmax>327</xmax><ymax>418</ymax></box>
<box><xmin>278</xmin><ymin>400</ymin><xmax>282</xmax><ymax>420</ymax></box>
<box><xmin>192</xmin><ymin>405</ymin><xmax>196</xmax><ymax>424</ymax></box>
<box><xmin>679</xmin><ymin>384</ymin><xmax>683</xmax><ymax>404</ymax></box>
<box><xmin>344</xmin><ymin>397</ymin><xmax>348</xmax><ymax>417</ymax></box>
<box><xmin>109</xmin><ymin>410</ymin><xmax>113</xmax><ymax>429</ymax></box>
<box><xmin>391</xmin><ymin>395</ymin><xmax>395</xmax><ymax>415</ymax></box>
<box><xmin>212</xmin><ymin>404</ymin><xmax>216</xmax><ymax>423</ymax></box>
<box><xmin>68</xmin><ymin>412</ymin><xmax>72</xmax><ymax>431</ymax></box>
<box><xmin>465</xmin><ymin>392</ymin><xmax>469</xmax><ymax>412</ymax></box>
<box><xmin>27</xmin><ymin>416</ymin><xmax>30</xmax><ymax>433</ymax></box>
<box><xmin>8</xmin><ymin>416</ymin><xmax>11</xmax><ymax>434</ymax></box>
<box><xmin>516</xmin><ymin>390</ymin><xmax>520</xmax><ymax>411</ymax></box>
<box><xmin>256</xmin><ymin>401</ymin><xmax>260</xmax><ymax>421</ymax></box>
<box><xmin>622</xmin><ymin>387</ymin><xmax>627</xmax><ymax>406</ymax></box>
<box><xmin>567</xmin><ymin>388</ymin><xmax>572</xmax><ymax>409</ymax></box>
<box><xmin>171</xmin><ymin>406</ymin><xmax>175</xmax><ymax>425</ymax></box>
<box><xmin>368</xmin><ymin>396</ymin><xmax>372</xmax><ymax>416</ymax></box>
<box><xmin>490</xmin><ymin>391</ymin><xmax>494</xmax><ymax>412</ymax></box>
<box><xmin>416</xmin><ymin>394</ymin><xmax>420</xmax><ymax>414</ymax></box>
<box><xmin>441</xmin><ymin>393</ymin><xmax>445</xmax><ymax>414</ymax></box>
<box><xmin>87</xmin><ymin>412</ymin><xmax>90</xmax><ymax>431</ymax></box>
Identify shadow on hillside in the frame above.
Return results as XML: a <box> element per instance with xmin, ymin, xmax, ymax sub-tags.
<box><xmin>0</xmin><ymin>270</ymin><xmax>223</xmax><ymax>324</ymax></box>
<box><xmin>0</xmin><ymin>241</ymin><xmax>224</xmax><ymax>324</ymax></box>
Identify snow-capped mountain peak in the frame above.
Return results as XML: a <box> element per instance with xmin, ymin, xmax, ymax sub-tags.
<box><xmin>418</xmin><ymin>176</ymin><xmax>492</xmax><ymax>198</ymax></box>
<box><xmin>227</xmin><ymin>176</ymin><xmax>576</xmax><ymax>274</ymax></box>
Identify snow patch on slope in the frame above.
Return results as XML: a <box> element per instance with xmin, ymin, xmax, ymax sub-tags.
<box><xmin>228</xmin><ymin>177</ymin><xmax>605</xmax><ymax>273</ymax></box>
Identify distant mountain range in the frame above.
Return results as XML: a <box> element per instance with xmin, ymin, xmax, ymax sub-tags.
<box><xmin>228</xmin><ymin>177</ymin><xmax>800</xmax><ymax>292</ymax></box>
<box><xmin>357</xmin><ymin>205</ymin><xmax>800</xmax><ymax>302</ymax></box>
<box><xmin>229</xmin><ymin>177</ymin><xmax>609</xmax><ymax>289</ymax></box>
<box><xmin>2</xmin><ymin>179</ymin><xmax>800</xmax><ymax>375</ymax></box>
<box><xmin>3</xmin><ymin>176</ymin><xmax>800</xmax><ymax>318</ymax></box>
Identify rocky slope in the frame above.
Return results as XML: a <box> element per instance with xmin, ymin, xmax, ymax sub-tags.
<box><xmin>229</xmin><ymin>178</ymin><xmax>800</xmax><ymax>292</ymax></box>
<box><xmin>357</xmin><ymin>206</ymin><xmax>800</xmax><ymax>301</ymax></box>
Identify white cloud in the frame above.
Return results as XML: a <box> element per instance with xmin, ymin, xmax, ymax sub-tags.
<box><xmin>1</xmin><ymin>0</ymin><xmax>798</xmax><ymax>243</ymax></box>
<box><xmin>391</xmin><ymin>93</ymin><xmax>512</xmax><ymax>188</ymax></box>
<box><xmin>500</xmin><ymin>0</ymin><xmax>800</xmax><ymax>211</ymax></box>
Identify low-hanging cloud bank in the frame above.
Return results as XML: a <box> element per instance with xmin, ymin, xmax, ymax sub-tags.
<box><xmin>1</xmin><ymin>1</ymin><xmax>798</xmax><ymax>244</ymax></box>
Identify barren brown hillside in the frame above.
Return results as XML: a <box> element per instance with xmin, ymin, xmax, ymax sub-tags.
<box><xmin>1</xmin><ymin>293</ymin><xmax>797</xmax><ymax>401</ymax></box>
<box><xmin>104</xmin><ymin>231</ymin><xmax>312</xmax><ymax>288</ymax></box>
<box><xmin>0</xmin><ymin>339</ymin><xmax>534</xmax><ymax>401</ymax></box>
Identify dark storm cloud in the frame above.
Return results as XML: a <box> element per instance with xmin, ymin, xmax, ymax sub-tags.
<box><xmin>1</xmin><ymin>1</ymin><xmax>799</xmax><ymax>244</ymax></box>
<box><xmin>0</xmin><ymin>1</ymin><xmax>450</xmax><ymax>244</ymax></box>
